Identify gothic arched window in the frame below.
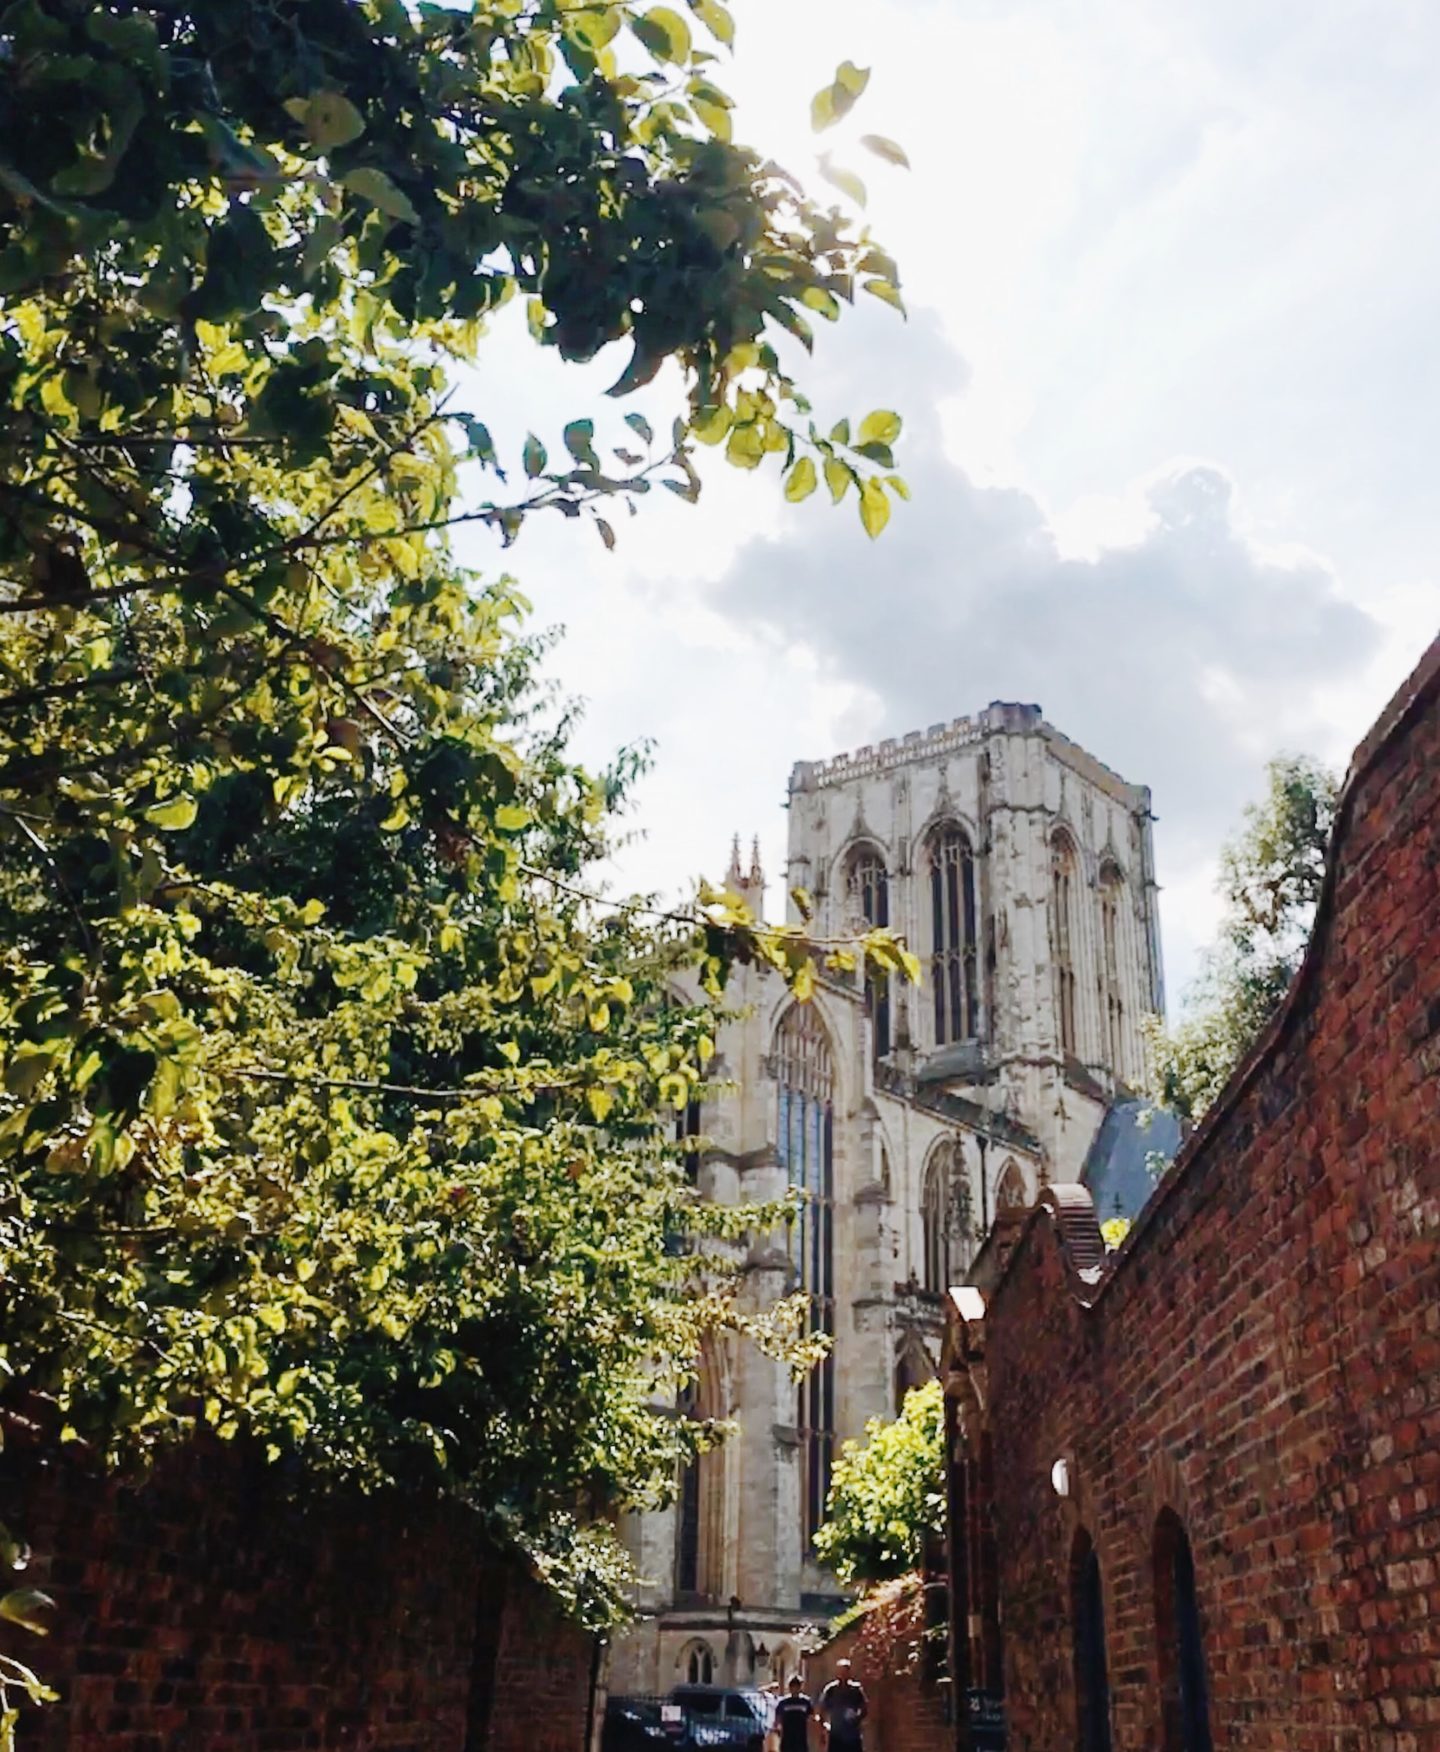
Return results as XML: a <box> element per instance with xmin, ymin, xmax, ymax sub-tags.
<box><xmin>1153</xmin><ymin>1511</ymin><xmax>1214</xmax><ymax>1752</ymax></box>
<box><xmin>1072</xmin><ymin>1530</ymin><xmax>1114</xmax><ymax>1752</ymax></box>
<box><xmin>929</xmin><ymin>826</ymin><xmax>979</xmax><ymax>1046</ymax></box>
<box><xmin>922</xmin><ymin>1139</ymin><xmax>971</xmax><ymax>1292</ymax></box>
<box><xmin>1099</xmin><ymin>863</ymin><xmax>1126</xmax><ymax>1079</ymax></box>
<box><xmin>681</xmin><ymin>1641</ymin><xmax>715</xmax><ymax>1686</ymax></box>
<box><xmin>1051</xmin><ymin>830</ymin><xmax>1080</xmax><ymax>1056</ymax></box>
<box><xmin>675</xmin><ymin>1344</ymin><xmax>724</xmax><ymax>1602</ymax></box>
<box><xmin>775</xmin><ymin>1005</ymin><xmax>836</xmax><ymax>1543</ymax></box>
<box><xmin>847</xmin><ymin>845</ymin><xmax>891</xmax><ymax>1058</ymax></box>
<box><xmin>894</xmin><ymin>1336</ymin><xmax>933</xmax><ymax>1414</ymax></box>
<box><xmin>995</xmin><ymin>1159</ymin><xmax>1027</xmax><ymax>1213</ymax></box>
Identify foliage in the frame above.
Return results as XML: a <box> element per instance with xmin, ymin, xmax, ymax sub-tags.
<box><xmin>813</xmin><ymin>1380</ymin><xmax>944</xmax><ymax>1587</ymax></box>
<box><xmin>1146</xmin><ymin>754</ymin><xmax>1339</xmax><ymax>1122</ymax></box>
<box><xmin>0</xmin><ymin>1527</ymin><xmax>56</xmax><ymax>1750</ymax></box>
<box><xmin>826</xmin><ymin>1573</ymin><xmax>927</xmax><ymax>1683</ymax></box>
<box><xmin>1100</xmin><ymin>1215</ymin><xmax>1130</xmax><ymax>1250</ymax></box>
<box><xmin>0</xmin><ymin>0</ymin><xmax>921</xmax><ymax>1642</ymax></box>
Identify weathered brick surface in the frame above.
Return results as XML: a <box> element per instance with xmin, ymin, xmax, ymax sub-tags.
<box><xmin>1</xmin><ymin>1444</ymin><xmax>595</xmax><ymax>1751</ymax></box>
<box><xmin>949</xmin><ymin>638</ymin><xmax>1440</xmax><ymax>1750</ymax></box>
<box><xmin>808</xmin><ymin>1596</ymin><xmax>950</xmax><ymax>1752</ymax></box>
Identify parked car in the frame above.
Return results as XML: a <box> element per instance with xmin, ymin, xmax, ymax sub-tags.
<box><xmin>667</xmin><ymin>1686</ymin><xmax>774</xmax><ymax>1752</ymax></box>
<box><xmin>602</xmin><ymin>1696</ymin><xmax>673</xmax><ymax>1752</ymax></box>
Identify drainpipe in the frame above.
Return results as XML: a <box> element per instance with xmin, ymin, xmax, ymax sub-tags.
<box><xmin>585</xmin><ymin>1634</ymin><xmax>606</xmax><ymax>1752</ymax></box>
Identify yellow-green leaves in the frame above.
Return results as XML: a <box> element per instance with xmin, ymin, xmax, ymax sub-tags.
<box><xmin>342</xmin><ymin>166</ymin><xmax>418</xmax><ymax>224</ymax></box>
<box><xmin>691</xmin><ymin>404</ymin><xmax>732</xmax><ymax>446</ymax></box>
<box><xmin>812</xmin><ymin>1379</ymin><xmax>945</xmax><ymax>1585</ymax></box>
<box><xmin>689</xmin><ymin>0</ymin><xmax>734</xmax><ymax>47</ymax></box>
<box><xmin>633</xmin><ymin>6</ymin><xmax>691</xmax><ymax>64</ymax></box>
<box><xmin>688</xmin><ymin>79</ymin><xmax>734</xmax><ymax>141</ymax></box>
<box><xmin>811</xmin><ymin>60</ymin><xmax>870</xmax><ymax>131</ymax></box>
<box><xmin>801</xmin><ymin>286</ymin><xmax>842</xmax><ymax>322</ymax></box>
<box><xmin>784</xmin><ymin>456</ymin><xmax>817</xmax><ymax>502</ymax></box>
<box><xmin>824</xmin><ymin>456</ymin><xmax>852</xmax><ymax>503</ymax></box>
<box><xmin>145</xmin><ymin>796</ymin><xmax>198</xmax><ymax>832</ymax></box>
<box><xmin>865</xmin><ymin>277</ymin><xmax>906</xmax><ymax>314</ymax></box>
<box><xmin>566</xmin><ymin>7</ymin><xmax>622</xmax><ymax>52</ymax></box>
<box><xmin>860</xmin><ymin>133</ymin><xmax>910</xmax><ymax>169</ymax></box>
<box><xmin>859</xmin><ymin>477</ymin><xmax>890</xmax><ymax>539</ymax></box>
<box><xmin>0</xmin><ymin>0</ymin><xmax>914</xmax><ymax>1648</ymax></box>
<box><xmin>725</xmin><ymin>422</ymin><xmax>765</xmax><ymax>469</ymax></box>
<box><xmin>0</xmin><ymin>1588</ymin><xmax>55</xmax><ymax>1638</ymax></box>
<box><xmin>4</xmin><ymin>1046</ymin><xmax>58</xmax><ymax>1103</ymax></box>
<box><xmin>858</xmin><ymin>409</ymin><xmax>902</xmax><ymax>447</ymax></box>
<box><xmin>284</xmin><ymin>90</ymin><xmax>366</xmax><ymax>151</ymax></box>
<box><xmin>818</xmin><ymin>156</ymin><xmax>866</xmax><ymax>209</ymax></box>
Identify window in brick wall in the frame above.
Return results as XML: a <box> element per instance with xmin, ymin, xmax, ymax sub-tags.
<box><xmin>1071</xmin><ymin>1529</ymin><xmax>1113</xmax><ymax>1752</ymax></box>
<box><xmin>775</xmin><ymin>1004</ymin><xmax>836</xmax><ymax>1544</ymax></box>
<box><xmin>1153</xmin><ymin>1511</ymin><xmax>1213</xmax><ymax>1752</ymax></box>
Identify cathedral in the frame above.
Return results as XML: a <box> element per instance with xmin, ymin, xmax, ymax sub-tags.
<box><xmin>609</xmin><ymin>701</ymin><xmax>1166</xmax><ymax>1693</ymax></box>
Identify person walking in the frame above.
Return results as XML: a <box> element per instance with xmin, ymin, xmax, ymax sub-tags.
<box><xmin>818</xmin><ymin>1660</ymin><xmax>868</xmax><ymax>1752</ymax></box>
<box><xmin>774</xmin><ymin>1676</ymin><xmax>816</xmax><ymax>1752</ymax></box>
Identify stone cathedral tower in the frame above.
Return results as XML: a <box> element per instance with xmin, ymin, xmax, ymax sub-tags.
<box><xmin>610</xmin><ymin>703</ymin><xmax>1164</xmax><ymax>1692</ymax></box>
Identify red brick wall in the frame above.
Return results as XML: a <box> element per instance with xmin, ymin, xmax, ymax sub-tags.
<box><xmin>1</xmin><ymin>1444</ymin><xmax>596</xmax><ymax>1752</ymax></box>
<box><xmin>808</xmin><ymin>1582</ymin><xmax>950</xmax><ymax>1752</ymax></box>
<box><xmin>950</xmin><ymin>637</ymin><xmax>1440</xmax><ymax>1750</ymax></box>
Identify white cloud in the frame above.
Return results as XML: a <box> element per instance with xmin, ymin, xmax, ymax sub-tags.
<box><xmin>703</xmin><ymin>309</ymin><xmax>1379</xmax><ymax>992</ymax></box>
<box><xmin>445</xmin><ymin>0</ymin><xmax>1439</xmax><ymax>1009</ymax></box>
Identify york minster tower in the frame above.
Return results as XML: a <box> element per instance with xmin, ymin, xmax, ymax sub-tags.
<box><xmin>610</xmin><ymin>702</ymin><xmax>1165</xmax><ymax>1691</ymax></box>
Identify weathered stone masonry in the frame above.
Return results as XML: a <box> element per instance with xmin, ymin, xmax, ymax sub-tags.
<box><xmin>944</xmin><ymin>636</ymin><xmax>1440</xmax><ymax>1749</ymax></box>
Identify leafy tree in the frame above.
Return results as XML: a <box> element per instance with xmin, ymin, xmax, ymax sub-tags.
<box><xmin>1146</xmin><ymin>754</ymin><xmax>1339</xmax><ymax>1122</ymax></box>
<box><xmin>0</xmin><ymin>0</ymin><xmax>920</xmax><ymax>1671</ymax></box>
<box><xmin>812</xmin><ymin>1379</ymin><xmax>945</xmax><ymax>1587</ymax></box>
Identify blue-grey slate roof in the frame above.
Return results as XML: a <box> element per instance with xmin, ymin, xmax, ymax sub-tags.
<box><xmin>1080</xmin><ymin>1098</ymin><xmax>1183</xmax><ymax>1223</ymax></box>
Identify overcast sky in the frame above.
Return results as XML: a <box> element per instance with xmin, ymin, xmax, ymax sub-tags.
<box><xmin>455</xmin><ymin>0</ymin><xmax>1440</xmax><ymax>1008</ymax></box>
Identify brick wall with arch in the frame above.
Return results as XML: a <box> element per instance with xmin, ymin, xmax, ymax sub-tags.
<box><xmin>943</xmin><ymin>638</ymin><xmax>1440</xmax><ymax>1749</ymax></box>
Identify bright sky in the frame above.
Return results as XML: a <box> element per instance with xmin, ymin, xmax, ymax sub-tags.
<box><xmin>454</xmin><ymin>0</ymin><xmax>1440</xmax><ymax>1008</ymax></box>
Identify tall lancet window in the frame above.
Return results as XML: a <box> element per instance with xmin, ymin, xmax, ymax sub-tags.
<box><xmin>1072</xmin><ymin>1531</ymin><xmax>1114</xmax><ymax>1752</ymax></box>
<box><xmin>1099</xmin><ymin>863</ymin><xmax>1126</xmax><ymax>1079</ymax></box>
<box><xmin>848</xmin><ymin>845</ymin><xmax>891</xmax><ymax>1058</ymax></box>
<box><xmin>775</xmin><ymin>1005</ymin><xmax>836</xmax><ymax>1543</ymax></box>
<box><xmin>1051</xmin><ymin>830</ymin><xmax>1080</xmax><ymax>1056</ymax></box>
<box><xmin>930</xmin><ymin>827</ymin><xmax>979</xmax><ymax>1045</ymax></box>
<box><xmin>1154</xmin><ymin>1512</ymin><xmax>1214</xmax><ymax>1752</ymax></box>
<box><xmin>922</xmin><ymin>1139</ymin><xmax>972</xmax><ymax>1292</ymax></box>
<box><xmin>676</xmin><ymin>1344</ymin><xmax>723</xmax><ymax>1602</ymax></box>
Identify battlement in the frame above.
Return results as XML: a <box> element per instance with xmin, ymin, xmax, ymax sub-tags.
<box><xmin>788</xmin><ymin>700</ymin><xmax>1147</xmax><ymax>812</ymax></box>
<box><xmin>789</xmin><ymin>701</ymin><xmax>1042</xmax><ymax>794</ymax></box>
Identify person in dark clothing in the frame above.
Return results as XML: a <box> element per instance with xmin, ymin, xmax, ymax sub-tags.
<box><xmin>818</xmin><ymin>1660</ymin><xmax>868</xmax><ymax>1752</ymax></box>
<box><xmin>774</xmin><ymin>1676</ymin><xmax>815</xmax><ymax>1752</ymax></box>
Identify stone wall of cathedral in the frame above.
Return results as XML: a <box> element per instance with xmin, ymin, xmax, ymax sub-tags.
<box><xmin>608</xmin><ymin>704</ymin><xmax>1163</xmax><ymax>1695</ymax></box>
